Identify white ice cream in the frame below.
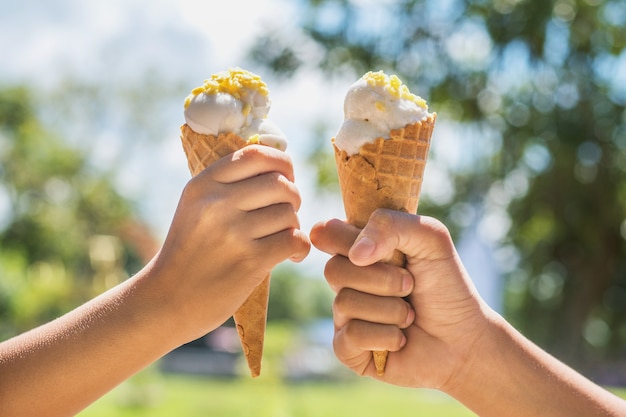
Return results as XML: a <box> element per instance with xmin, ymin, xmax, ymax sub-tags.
<box><xmin>334</xmin><ymin>71</ymin><xmax>432</xmax><ymax>156</ymax></box>
<box><xmin>183</xmin><ymin>68</ymin><xmax>287</xmax><ymax>151</ymax></box>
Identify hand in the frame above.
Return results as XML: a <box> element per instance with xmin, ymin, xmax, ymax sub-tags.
<box><xmin>153</xmin><ymin>145</ymin><xmax>311</xmax><ymax>342</ymax></box>
<box><xmin>0</xmin><ymin>146</ymin><xmax>310</xmax><ymax>417</ymax></box>
<box><xmin>311</xmin><ymin>209</ymin><xmax>490</xmax><ymax>390</ymax></box>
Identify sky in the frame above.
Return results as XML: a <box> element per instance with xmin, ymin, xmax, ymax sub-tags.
<box><xmin>0</xmin><ymin>0</ymin><xmax>351</xmax><ymax>268</ymax></box>
<box><xmin>0</xmin><ymin>0</ymin><xmax>501</xmax><ymax>308</ymax></box>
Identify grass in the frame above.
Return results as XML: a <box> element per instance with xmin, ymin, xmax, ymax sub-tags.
<box><xmin>78</xmin><ymin>322</ymin><xmax>477</xmax><ymax>416</ymax></box>
<box><xmin>78</xmin><ymin>371</ymin><xmax>477</xmax><ymax>417</ymax></box>
<box><xmin>76</xmin><ymin>322</ymin><xmax>626</xmax><ymax>416</ymax></box>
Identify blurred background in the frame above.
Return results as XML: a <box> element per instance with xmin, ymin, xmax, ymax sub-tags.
<box><xmin>1</xmin><ymin>0</ymin><xmax>626</xmax><ymax>415</ymax></box>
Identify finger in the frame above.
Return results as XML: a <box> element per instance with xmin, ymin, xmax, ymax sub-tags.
<box><xmin>230</xmin><ymin>172</ymin><xmax>302</xmax><ymax>212</ymax></box>
<box><xmin>252</xmin><ymin>227</ymin><xmax>311</xmax><ymax>266</ymax></box>
<box><xmin>349</xmin><ymin>209</ymin><xmax>454</xmax><ymax>267</ymax></box>
<box><xmin>243</xmin><ymin>203</ymin><xmax>300</xmax><ymax>240</ymax></box>
<box><xmin>287</xmin><ymin>228</ymin><xmax>312</xmax><ymax>263</ymax></box>
<box><xmin>336</xmin><ymin>319</ymin><xmax>408</xmax><ymax>354</ymax></box>
<box><xmin>333</xmin><ymin>288</ymin><xmax>415</xmax><ymax>329</ymax></box>
<box><xmin>310</xmin><ymin>218</ymin><xmax>361</xmax><ymax>257</ymax></box>
<box><xmin>206</xmin><ymin>145</ymin><xmax>295</xmax><ymax>184</ymax></box>
<box><xmin>324</xmin><ymin>256</ymin><xmax>414</xmax><ymax>297</ymax></box>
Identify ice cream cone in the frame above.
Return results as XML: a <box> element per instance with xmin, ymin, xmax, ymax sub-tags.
<box><xmin>180</xmin><ymin>123</ymin><xmax>269</xmax><ymax>377</ymax></box>
<box><xmin>333</xmin><ymin>113</ymin><xmax>436</xmax><ymax>375</ymax></box>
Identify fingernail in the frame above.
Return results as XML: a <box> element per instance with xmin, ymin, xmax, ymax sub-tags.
<box><xmin>401</xmin><ymin>273</ymin><xmax>413</xmax><ymax>294</ymax></box>
<box><xmin>351</xmin><ymin>236</ymin><xmax>376</xmax><ymax>260</ymax></box>
<box><xmin>405</xmin><ymin>308</ymin><xmax>415</xmax><ymax>328</ymax></box>
<box><xmin>399</xmin><ymin>333</ymin><xmax>407</xmax><ymax>348</ymax></box>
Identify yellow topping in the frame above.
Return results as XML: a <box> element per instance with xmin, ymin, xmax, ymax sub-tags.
<box><xmin>242</xmin><ymin>103</ymin><xmax>252</xmax><ymax>117</ymax></box>
<box><xmin>247</xmin><ymin>134</ymin><xmax>260</xmax><ymax>145</ymax></box>
<box><xmin>363</xmin><ymin>71</ymin><xmax>427</xmax><ymax>109</ymax></box>
<box><xmin>184</xmin><ymin>68</ymin><xmax>269</xmax><ymax>109</ymax></box>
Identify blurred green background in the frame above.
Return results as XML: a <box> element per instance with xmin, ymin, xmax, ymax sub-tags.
<box><xmin>79</xmin><ymin>322</ymin><xmax>481</xmax><ymax>417</ymax></box>
<box><xmin>2</xmin><ymin>0</ymin><xmax>626</xmax><ymax>415</ymax></box>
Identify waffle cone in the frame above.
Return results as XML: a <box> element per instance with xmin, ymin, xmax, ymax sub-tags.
<box><xmin>180</xmin><ymin>123</ymin><xmax>269</xmax><ymax>377</ymax></box>
<box><xmin>333</xmin><ymin>113</ymin><xmax>436</xmax><ymax>375</ymax></box>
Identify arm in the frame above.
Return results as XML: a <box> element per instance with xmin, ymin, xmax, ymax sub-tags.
<box><xmin>0</xmin><ymin>145</ymin><xmax>310</xmax><ymax>417</ymax></box>
<box><xmin>310</xmin><ymin>209</ymin><xmax>626</xmax><ymax>417</ymax></box>
<box><xmin>451</xmin><ymin>313</ymin><xmax>626</xmax><ymax>417</ymax></box>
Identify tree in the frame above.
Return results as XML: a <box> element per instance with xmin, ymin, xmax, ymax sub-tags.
<box><xmin>0</xmin><ymin>86</ymin><xmax>151</xmax><ymax>338</ymax></box>
<box><xmin>250</xmin><ymin>0</ymin><xmax>626</xmax><ymax>369</ymax></box>
<box><xmin>268</xmin><ymin>264</ymin><xmax>334</xmax><ymax>323</ymax></box>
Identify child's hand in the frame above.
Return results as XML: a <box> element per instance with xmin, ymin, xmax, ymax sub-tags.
<box><xmin>154</xmin><ymin>145</ymin><xmax>310</xmax><ymax>342</ymax></box>
<box><xmin>311</xmin><ymin>209</ymin><xmax>489</xmax><ymax>390</ymax></box>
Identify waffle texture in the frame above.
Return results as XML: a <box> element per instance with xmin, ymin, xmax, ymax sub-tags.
<box><xmin>333</xmin><ymin>113</ymin><xmax>436</xmax><ymax>374</ymax></box>
<box><xmin>180</xmin><ymin>123</ymin><xmax>269</xmax><ymax>377</ymax></box>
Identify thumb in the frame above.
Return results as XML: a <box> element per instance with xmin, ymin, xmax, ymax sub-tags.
<box><xmin>348</xmin><ymin>209</ymin><xmax>403</xmax><ymax>266</ymax></box>
<box><xmin>349</xmin><ymin>209</ymin><xmax>454</xmax><ymax>267</ymax></box>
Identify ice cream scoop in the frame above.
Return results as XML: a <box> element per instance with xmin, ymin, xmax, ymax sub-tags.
<box><xmin>184</xmin><ymin>67</ymin><xmax>287</xmax><ymax>151</ymax></box>
<box><xmin>334</xmin><ymin>71</ymin><xmax>432</xmax><ymax>156</ymax></box>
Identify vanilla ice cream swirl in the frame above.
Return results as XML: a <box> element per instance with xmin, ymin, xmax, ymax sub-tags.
<box><xmin>334</xmin><ymin>71</ymin><xmax>431</xmax><ymax>156</ymax></box>
<box><xmin>184</xmin><ymin>68</ymin><xmax>287</xmax><ymax>151</ymax></box>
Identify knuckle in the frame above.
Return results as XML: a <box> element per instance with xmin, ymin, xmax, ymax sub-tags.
<box><xmin>425</xmin><ymin>216</ymin><xmax>451</xmax><ymax>238</ymax></box>
<box><xmin>332</xmin><ymin>298</ymin><xmax>349</xmax><ymax>327</ymax></box>
<box><xmin>324</xmin><ymin>257</ymin><xmax>343</xmax><ymax>291</ymax></box>
<box><xmin>341</xmin><ymin>319</ymin><xmax>359</xmax><ymax>339</ymax></box>
<box><xmin>370</xmin><ymin>208</ymin><xmax>396</xmax><ymax>230</ymax></box>
<box><xmin>239</xmin><ymin>144</ymin><xmax>264</xmax><ymax>160</ymax></box>
<box><xmin>182</xmin><ymin>175</ymin><xmax>204</xmax><ymax>200</ymax></box>
<box><xmin>420</xmin><ymin>216</ymin><xmax>455</xmax><ymax>252</ymax></box>
<box><xmin>323</xmin><ymin>259</ymin><xmax>334</xmax><ymax>280</ymax></box>
<box><xmin>334</xmin><ymin>288</ymin><xmax>353</xmax><ymax>310</ymax></box>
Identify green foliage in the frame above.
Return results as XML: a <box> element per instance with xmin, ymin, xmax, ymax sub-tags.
<box><xmin>250</xmin><ymin>0</ymin><xmax>626</xmax><ymax>367</ymax></box>
<box><xmin>0</xmin><ymin>86</ymin><xmax>143</xmax><ymax>338</ymax></box>
<box><xmin>0</xmin><ymin>75</ymin><xmax>336</xmax><ymax>342</ymax></box>
<box><xmin>249</xmin><ymin>33</ymin><xmax>304</xmax><ymax>77</ymax></box>
<box><xmin>268</xmin><ymin>263</ymin><xmax>334</xmax><ymax>322</ymax></box>
<box><xmin>79</xmin><ymin>372</ymin><xmax>477</xmax><ymax>417</ymax></box>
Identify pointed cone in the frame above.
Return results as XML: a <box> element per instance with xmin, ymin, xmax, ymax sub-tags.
<box><xmin>333</xmin><ymin>114</ymin><xmax>436</xmax><ymax>375</ymax></box>
<box><xmin>180</xmin><ymin>123</ymin><xmax>269</xmax><ymax>377</ymax></box>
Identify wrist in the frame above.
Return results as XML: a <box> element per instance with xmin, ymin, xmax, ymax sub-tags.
<box><xmin>441</xmin><ymin>309</ymin><xmax>626</xmax><ymax>417</ymax></box>
<box><xmin>439</xmin><ymin>305</ymin><xmax>504</xmax><ymax>397</ymax></box>
<box><xmin>129</xmin><ymin>256</ymin><xmax>192</xmax><ymax>351</ymax></box>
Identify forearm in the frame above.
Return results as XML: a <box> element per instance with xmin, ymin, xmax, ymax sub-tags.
<box><xmin>447</xmin><ymin>313</ymin><xmax>626</xmax><ymax>417</ymax></box>
<box><xmin>0</xmin><ymin>262</ymin><xmax>180</xmax><ymax>417</ymax></box>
